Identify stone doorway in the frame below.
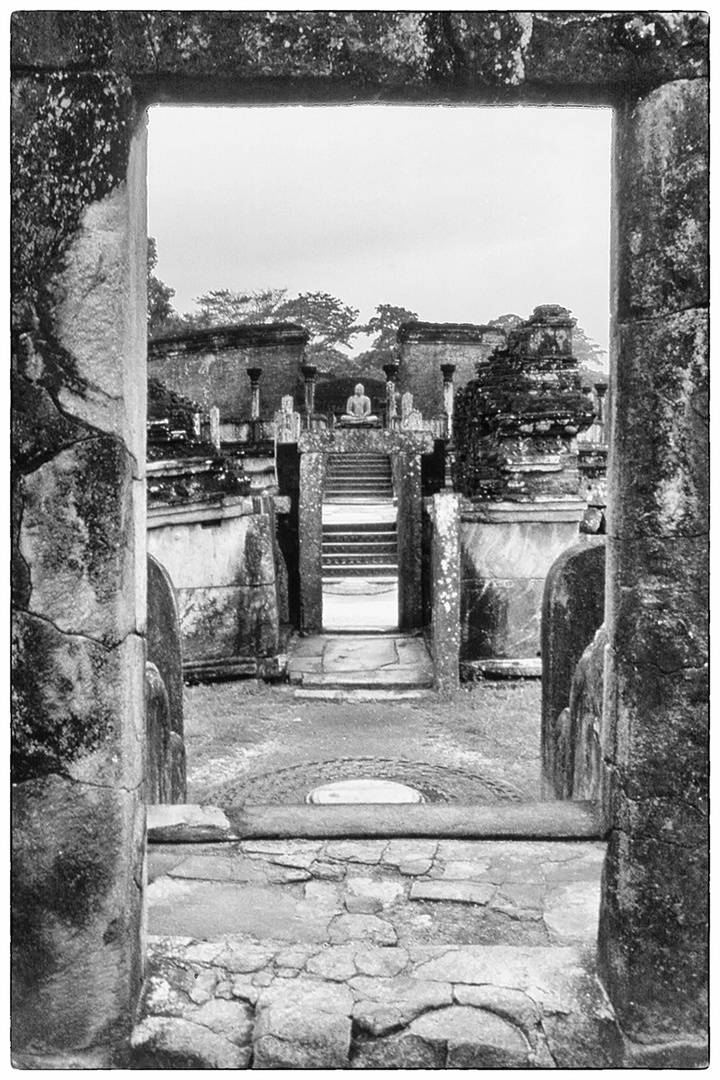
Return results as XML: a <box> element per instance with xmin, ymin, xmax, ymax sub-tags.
<box><xmin>11</xmin><ymin>11</ymin><xmax>707</xmax><ymax>1068</ymax></box>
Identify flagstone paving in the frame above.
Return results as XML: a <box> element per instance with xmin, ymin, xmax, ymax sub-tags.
<box><xmin>133</xmin><ymin>837</ymin><xmax>619</xmax><ymax>1068</ymax></box>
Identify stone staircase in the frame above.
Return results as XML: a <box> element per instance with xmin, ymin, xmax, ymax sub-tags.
<box><xmin>322</xmin><ymin>520</ymin><xmax>398</xmax><ymax>580</ymax></box>
<box><xmin>323</xmin><ymin>452</ymin><xmax>394</xmax><ymax>503</ymax></box>
<box><xmin>322</xmin><ymin>452</ymin><xmax>397</xmax><ymax>580</ymax></box>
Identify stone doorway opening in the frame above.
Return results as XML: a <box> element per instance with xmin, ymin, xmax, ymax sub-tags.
<box><xmin>146</xmin><ymin>102</ymin><xmax>613</xmax><ymax>808</ymax></box>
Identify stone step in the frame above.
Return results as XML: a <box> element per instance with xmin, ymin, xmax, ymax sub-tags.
<box><xmin>323</xmin><ymin>522</ymin><xmax>397</xmax><ymax>534</ymax></box>
<box><xmin>293</xmin><ymin>687</ymin><xmax>434</xmax><ymax>701</ymax></box>
<box><xmin>322</xmin><ymin>552</ymin><xmax>397</xmax><ymax>563</ymax></box>
<box><xmin>322</xmin><ymin>565</ymin><xmax>397</xmax><ymax>578</ymax></box>
<box><xmin>323</xmin><ymin>496</ymin><xmax>395</xmax><ymax>505</ymax></box>
<box><xmin>300</xmin><ymin>670</ymin><xmax>433</xmax><ymax>689</ymax></box>
<box><xmin>322</xmin><ymin>543</ymin><xmax>398</xmax><ymax>556</ymax></box>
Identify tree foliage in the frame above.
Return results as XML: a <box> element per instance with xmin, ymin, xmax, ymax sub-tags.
<box><xmin>147</xmin><ymin>237</ymin><xmax>179</xmax><ymax>337</ymax></box>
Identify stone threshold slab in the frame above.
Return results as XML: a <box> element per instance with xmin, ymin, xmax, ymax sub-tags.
<box><xmin>301</xmin><ymin>671</ymin><xmax>433</xmax><ymax>689</ymax></box>
<box><xmin>148</xmin><ymin>801</ymin><xmax>605</xmax><ymax>844</ymax></box>
<box><xmin>293</xmin><ymin>688</ymin><xmax>434</xmax><ymax>702</ymax></box>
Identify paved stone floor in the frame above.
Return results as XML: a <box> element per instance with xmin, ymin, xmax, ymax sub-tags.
<box><xmin>288</xmin><ymin>632</ymin><xmax>433</xmax><ymax>696</ymax></box>
<box><xmin>133</xmin><ymin>837</ymin><xmax>617</xmax><ymax>1068</ymax></box>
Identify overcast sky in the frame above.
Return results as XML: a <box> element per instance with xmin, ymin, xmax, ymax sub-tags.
<box><xmin>148</xmin><ymin>104</ymin><xmax>612</xmax><ymax>356</ymax></box>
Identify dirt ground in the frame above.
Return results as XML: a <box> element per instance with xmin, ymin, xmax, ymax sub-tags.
<box><xmin>183</xmin><ymin>678</ymin><xmax>543</xmax><ymax>807</ymax></box>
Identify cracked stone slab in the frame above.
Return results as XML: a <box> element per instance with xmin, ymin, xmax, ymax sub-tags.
<box><xmin>329</xmin><ymin>913</ymin><xmax>397</xmax><ymax>946</ymax></box>
<box><xmin>253</xmin><ymin>1004</ymin><xmax>352</xmax><ymax>1069</ymax></box>
<box><xmin>543</xmin><ymin>881</ymin><xmax>601</xmax><ymax>942</ymax></box>
<box><xmin>350</xmin><ymin>975</ymin><xmax>453</xmax><ymax>1036</ymax></box>
<box><xmin>410</xmin><ymin>1005</ymin><xmax>531</xmax><ymax>1067</ymax></box>
<box><xmin>131</xmin><ymin>1016</ymin><xmax>251</xmax><ymax>1069</ymax></box>
<box><xmin>324</xmin><ymin>840</ymin><xmax>386</xmax><ymax>864</ymax></box>
<box><xmin>382</xmin><ymin>839</ymin><xmax>439</xmax><ymax>865</ymax></box>
<box><xmin>169</xmin><ymin>853</ymin><xmax>310</xmax><ymax>885</ymax></box>
<box><xmin>258</xmin><ymin>978</ymin><xmax>354</xmax><ymax>1016</ymax></box>
<box><xmin>409</xmin><ymin>880</ymin><xmax>495</xmax><ymax>905</ymax></box>
<box><xmin>346</xmin><ymin>876</ymin><xmax>405</xmax><ymax>906</ymax></box>
<box><xmin>322</xmin><ymin>637</ymin><xmax>399</xmax><ymax>672</ymax></box>
<box><xmin>147</xmin><ymin>878</ymin><xmax>334</xmax><ymax>941</ymax></box>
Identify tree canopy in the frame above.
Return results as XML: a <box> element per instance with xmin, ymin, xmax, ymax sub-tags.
<box><xmin>147</xmin><ymin>239</ymin><xmax>606</xmax><ymax>379</ymax></box>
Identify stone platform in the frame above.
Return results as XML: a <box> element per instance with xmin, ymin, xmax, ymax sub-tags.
<box><xmin>133</xmin><ymin>837</ymin><xmax>619</xmax><ymax>1068</ymax></box>
<box><xmin>288</xmin><ymin>632</ymin><xmax>434</xmax><ymax>699</ymax></box>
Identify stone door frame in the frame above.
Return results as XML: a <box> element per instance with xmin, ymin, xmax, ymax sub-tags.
<box><xmin>12</xmin><ymin>12</ymin><xmax>707</xmax><ymax>1062</ymax></box>
<box><xmin>297</xmin><ymin>428</ymin><xmax>434</xmax><ymax>633</ymax></box>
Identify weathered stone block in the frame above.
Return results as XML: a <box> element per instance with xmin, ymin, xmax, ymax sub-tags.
<box><xmin>612</xmin><ymin>309</ymin><xmax>708</xmax><ymax>539</ymax></box>
<box><xmin>147</xmin><ymin>556</ymin><xmax>184</xmax><ymax>738</ymax></box>
<box><xmin>461</xmin><ymin>577</ymin><xmax>544</xmax><ymax>660</ymax></box>
<box><xmin>616</xmin><ymin>79</ymin><xmax>708</xmax><ymax>320</ymax></box>
<box><xmin>253</xmin><ymin>1004</ymin><xmax>351</xmax><ymax>1069</ymax></box>
<box><xmin>12</xmin><ymin>775</ymin><xmax>145</xmax><ymax>1053</ymax></box>
<box><xmin>18</xmin><ymin>438</ymin><xmax>137</xmax><ymax>643</ymax></box>
<box><xmin>540</xmin><ymin>538</ymin><xmax>606</xmax><ymax>798</ymax></box>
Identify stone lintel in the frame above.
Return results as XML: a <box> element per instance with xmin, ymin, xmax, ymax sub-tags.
<box><xmin>299</xmin><ymin>428</ymin><xmax>434</xmax><ymax>456</ymax></box>
<box><xmin>147</xmin><ymin>494</ymin><xmax>265</xmax><ymax>529</ymax></box>
<box><xmin>460</xmin><ymin>499</ymin><xmax>586</xmax><ymax>524</ymax></box>
<box><xmin>148</xmin><ymin>322</ymin><xmax>309</xmax><ymax>359</ymax></box>
<box><xmin>398</xmin><ymin>322</ymin><xmax>494</xmax><ymax>345</ymax></box>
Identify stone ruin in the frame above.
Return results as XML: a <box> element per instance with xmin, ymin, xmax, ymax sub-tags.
<box><xmin>11</xmin><ymin>10</ymin><xmax>708</xmax><ymax>1069</ymax></box>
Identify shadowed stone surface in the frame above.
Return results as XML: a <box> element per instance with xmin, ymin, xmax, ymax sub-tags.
<box><xmin>541</xmin><ymin>538</ymin><xmax>606</xmax><ymax>798</ymax></box>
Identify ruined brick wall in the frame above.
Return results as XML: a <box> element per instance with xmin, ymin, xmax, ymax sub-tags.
<box><xmin>397</xmin><ymin>322</ymin><xmax>500</xmax><ymax>416</ymax></box>
<box><xmin>148</xmin><ymin>324</ymin><xmax>309</xmax><ymax>420</ymax></box>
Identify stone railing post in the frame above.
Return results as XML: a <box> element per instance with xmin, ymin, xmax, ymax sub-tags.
<box><xmin>383</xmin><ymin>362</ymin><xmax>399</xmax><ymax>428</ymax></box>
<box><xmin>301</xmin><ymin>364</ymin><xmax>317</xmax><ymax>427</ymax></box>
<box><xmin>208</xmin><ymin>406</ymin><xmax>221</xmax><ymax>452</ymax></box>
<box><xmin>440</xmin><ymin>362</ymin><xmax>456</xmax><ymax>440</ymax></box>
<box><xmin>247</xmin><ymin>367</ymin><xmax>262</xmax><ymax>420</ymax></box>
<box><xmin>429</xmin><ymin>491</ymin><xmax>461</xmax><ymax>695</ymax></box>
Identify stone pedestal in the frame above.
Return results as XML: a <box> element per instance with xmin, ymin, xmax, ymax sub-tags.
<box><xmin>147</xmin><ymin>494</ymin><xmax>283</xmax><ymax>677</ymax></box>
<box><xmin>460</xmin><ymin>499</ymin><xmax>586</xmax><ymax>662</ymax></box>
<box><xmin>455</xmin><ymin>307</ymin><xmax>595</xmax><ymax>666</ymax></box>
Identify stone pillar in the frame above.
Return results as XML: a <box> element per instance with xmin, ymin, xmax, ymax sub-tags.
<box><xmin>301</xmin><ymin>364</ymin><xmax>317</xmax><ymax>426</ymax></box>
<box><xmin>393</xmin><ymin>451</ymin><xmax>423</xmax><ymax>630</ymax></box>
<box><xmin>298</xmin><ymin>451</ymin><xmax>325</xmax><ymax>633</ymax></box>
<box><xmin>208</xmin><ymin>406</ymin><xmax>221</xmax><ymax>452</ymax></box>
<box><xmin>247</xmin><ymin>366</ymin><xmax>262</xmax><ymax>420</ymax></box>
<box><xmin>429</xmin><ymin>492</ymin><xmax>460</xmax><ymax>695</ymax></box>
<box><xmin>598</xmin><ymin>79</ymin><xmax>709</xmax><ymax>1054</ymax></box>
<box><xmin>383</xmin><ymin>362</ymin><xmax>399</xmax><ymax>428</ymax></box>
<box><xmin>11</xmin><ymin>88</ymin><xmax>147</xmax><ymax>1065</ymax></box>
<box><xmin>440</xmin><ymin>363</ymin><xmax>456</xmax><ymax>440</ymax></box>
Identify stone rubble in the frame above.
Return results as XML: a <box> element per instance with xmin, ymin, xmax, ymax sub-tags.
<box><xmin>133</xmin><ymin>836</ymin><xmax>617</xmax><ymax>1067</ymax></box>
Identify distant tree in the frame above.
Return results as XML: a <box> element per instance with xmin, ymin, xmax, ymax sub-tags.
<box><xmin>487</xmin><ymin>312</ymin><xmax>522</xmax><ymax>332</ymax></box>
<box><xmin>359</xmin><ymin>303</ymin><xmax>419</xmax><ymax>352</ymax></box>
<box><xmin>354</xmin><ymin>302</ymin><xmax>420</xmax><ymax>378</ymax></box>
<box><xmin>147</xmin><ymin>237</ymin><xmax>180</xmax><ymax>337</ymax></box>
<box><xmin>183</xmin><ymin>287</ymin><xmax>288</xmax><ymax>330</ymax></box>
<box><xmin>277</xmin><ymin>292</ymin><xmax>360</xmax><ymax>350</ymax></box>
